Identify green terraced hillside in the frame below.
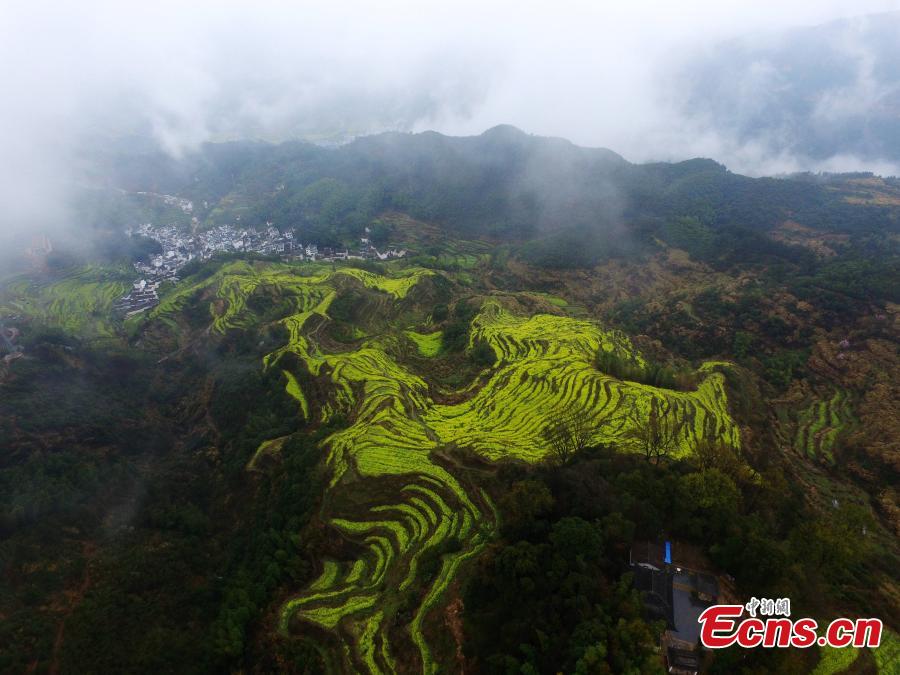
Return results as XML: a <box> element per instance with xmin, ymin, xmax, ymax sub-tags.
<box><xmin>794</xmin><ymin>390</ymin><xmax>856</xmax><ymax>464</ymax></box>
<box><xmin>404</xmin><ymin>330</ymin><xmax>443</xmax><ymax>357</ymax></box>
<box><xmin>874</xmin><ymin>629</ymin><xmax>900</xmax><ymax>674</ymax></box>
<box><xmin>147</xmin><ymin>260</ymin><xmax>740</xmax><ymax>672</ymax></box>
<box><xmin>1</xmin><ymin>257</ymin><xmax>742</xmax><ymax>672</ymax></box>
<box><xmin>150</xmin><ymin>261</ymin><xmax>432</xmax><ymax>333</ymax></box>
<box><xmin>0</xmin><ymin>265</ymin><xmax>131</xmax><ymax>339</ymax></box>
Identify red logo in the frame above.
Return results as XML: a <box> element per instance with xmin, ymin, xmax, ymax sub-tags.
<box><xmin>699</xmin><ymin>605</ymin><xmax>882</xmax><ymax>649</ymax></box>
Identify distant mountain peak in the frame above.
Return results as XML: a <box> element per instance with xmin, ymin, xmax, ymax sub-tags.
<box><xmin>480</xmin><ymin>124</ymin><xmax>529</xmax><ymax>139</ymax></box>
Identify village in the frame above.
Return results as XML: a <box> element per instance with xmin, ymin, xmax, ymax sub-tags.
<box><xmin>114</xmin><ymin>222</ymin><xmax>408</xmax><ymax>316</ymax></box>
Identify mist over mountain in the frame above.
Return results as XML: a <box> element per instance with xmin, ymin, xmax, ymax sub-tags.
<box><xmin>670</xmin><ymin>11</ymin><xmax>900</xmax><ymax>171</ymax></box>
<box><xmin>79</xmin><ymin>124</ymin><xmax>897</xmax><ymax>269</ymax></box>
<box><xmin>2</xmin><ymin>0</ymin><xmax>900</xmax><ymax>262</ymax></box>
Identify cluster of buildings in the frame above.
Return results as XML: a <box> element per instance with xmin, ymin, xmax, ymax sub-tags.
<box><xmin>114</xmin><ymin>223</ymin><xmax>408</xmax><ymax>316</ymax></box>
<box><xmin>358</xmin><ymin>228</ymin><xmax>408</xmax><ymax>261</ymax></box>
<box><xmin>308</xmin><ymin>231</ymin><xmax>408</xmax><ymax>263</ymax></box>
<box><xmin>115</xmin><ymin>278</ymin><xmax>163</xmax><ymax>317</ymax></box>
<box><xmin>631</xmin><ymin>540</ymin><xmax>723</xmax><ymax>675</ymax></box>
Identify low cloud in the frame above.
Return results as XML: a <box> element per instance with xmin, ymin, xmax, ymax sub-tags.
<box><xmin>1</xmin><ymin>0</ymin><xmax>899</xmax><ymax>254</ymax></box>
<box><xmin>657</xmin><ymin>11</ymin><xmax>900</xmax><ymax>175</ymax></box>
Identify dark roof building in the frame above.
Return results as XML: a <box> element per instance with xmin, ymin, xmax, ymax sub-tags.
<box><xmin>630</xmin><ymin>539</ymin><xmax>671</xmax><ymax>569</ymax></box>
<box><xmin>666</xmin><ymin>646</ymin><xmax>701</xmax><ymax>675</ymax></box>
<box><xmin>631</xmin><ymin>540</ymin><xmax>719</xmax><ymax>670</ymax></box>
<box><xmin>632</xmin><ymin>565</ymin><xmax>675</xmax><ymax>630</ymax></box>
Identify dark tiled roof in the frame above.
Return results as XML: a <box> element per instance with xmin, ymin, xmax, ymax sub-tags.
<box><xmin>667</xmin><ymin>646</ymin><xmax>700</xmax><ymax>671</ymax></box>
<box><xmin>633</xmin><ymin>566</ymin><xmax>675</xmax><ymax>629</ymax></box>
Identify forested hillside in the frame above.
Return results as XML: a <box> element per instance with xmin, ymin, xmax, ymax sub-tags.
<box><xmin>84</xmin><ymin>128</ymin><xmax>899</xmax><ymax>289</ymax></box>
<box><xmin>1</xmin><ymin>129</ymin><xmax>898</xmax><ymax>674</ymax></box>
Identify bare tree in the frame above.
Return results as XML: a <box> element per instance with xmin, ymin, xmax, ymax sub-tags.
<box><xmin>622</xmin><ymin>397</ymin><xmax>684</xmax><ymax>465</ymax></box>
<box><xmin>542</xmin><ymin>408</ymin><xmax>593</xmax><ymax>465</ymax></box>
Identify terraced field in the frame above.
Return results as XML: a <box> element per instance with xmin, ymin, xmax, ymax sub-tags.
<box><xmin>423</xmin><ymin>302</ymin><xmax>739</xmax><ymax>461</ymax></box>
<box><xmin>404</xmin><ymin>330</ymin><xmax>443</xmax><ymax>357</ymax></box>
<box><xmin>0</xmin><ymin>265</ymin><xmax>131</xmax><ymax>339</ymax></box>
<box><xmin>812</xmin><ymin>645</ymin><xmax>859</xmax><ymax>674</ymax></box>
<box><xmin>794</xmin><ymin>390</ymin><xmax>855</xmax><ymax>464</ymax></box>
<box><xmin>3</xmin><ymin>258</ymin><xmax>742</xmax><ymax>671</ymax></box>
<box><xmin>811</xmin><ymin>635</ymin><xmax>900</xmax><ymax>675</ymax></box>
<box><xmin>874</xmin><ymin>629</ymin><xmax>900</xmax><ymax>674</ymax></box>
<box><xmin>167</xmin><ymin>264</ymin><xmax>735</xmax><ymax>672</ymax></box>
<box><xmin>150</xmin><ymin>261</ymin><xmax>432</xmax><ymax>332</ymax></box>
